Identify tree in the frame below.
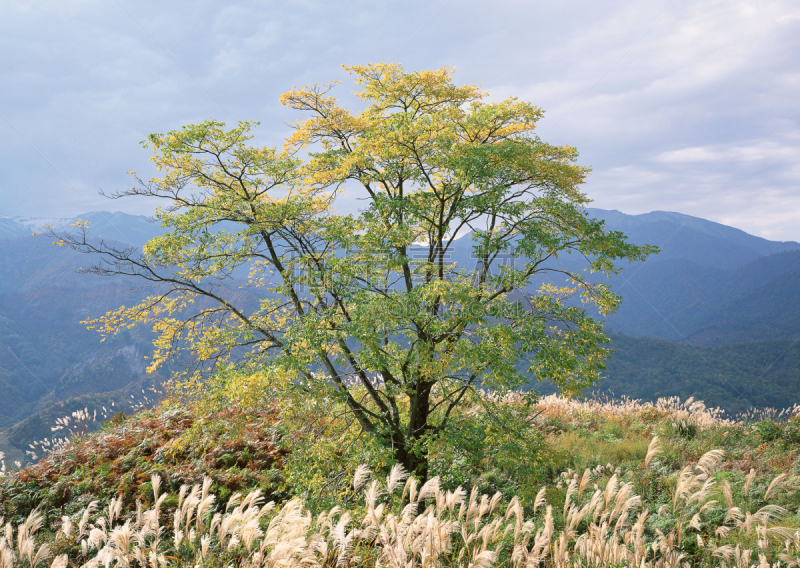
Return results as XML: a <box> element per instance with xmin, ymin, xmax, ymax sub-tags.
<box><xmin>52</xmin><ymin>63</ymin><xmax>655</xmax><ymax>478</ymax></box>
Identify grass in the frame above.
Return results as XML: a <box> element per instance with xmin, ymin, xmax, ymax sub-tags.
<box><xmin>0</xmin><ymin>447</ymin><xmax>798</xmax><ymax>568</ymax></box>
<box><xmin>0</xmin><ymin>393</ymin><xmax>798</xmax><ymax>567</ymax></box>
<box><xmin>532</xmin><ymin>394</ymin><xmax>800</xmax><ymax>481</ymax></box>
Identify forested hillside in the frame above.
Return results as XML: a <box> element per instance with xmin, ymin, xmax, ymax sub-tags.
<box><xmin>587</xmin><ymin>209</ymin><xmax>800</xmax><ymax>343</ymax></box>
<box><xmin>595</xmin><ymin>333</ymin><xmax>800</xmax><ymax>415</ymax></box>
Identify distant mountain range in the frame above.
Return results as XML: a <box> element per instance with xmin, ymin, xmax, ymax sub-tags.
<box><xmin>0</xmin><ymin>208</ymin><xmax>798</xmax><ymax>460</ymax></box>
<box><xmin>0</xmin><ymin>211</ymin><xmax>162</xmax><ymax>247</ymax></box>
<box><xmin>586</xmin><ymin>208</ymin><xmax>800</xmax><ymax>269</ymax></box>
<box><xmin>441</xmin><ymin>208</ymin><xmax>800</xmax><ymax>345</ymax></box>
<box><xmin>585</xmin><ymin>209</ymin><xmax>800</xmax><ymax>344</ymax></box>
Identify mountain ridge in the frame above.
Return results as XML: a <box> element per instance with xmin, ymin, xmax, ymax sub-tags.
<box><xmin>586</xmin><ymin>208</ymin><xmax>800</xmax><ymax>259</ymax></box>
<box><xmin>0</xmin><ymin>211</ymin><xmax>162</xmax><ymax>247</ymax></box>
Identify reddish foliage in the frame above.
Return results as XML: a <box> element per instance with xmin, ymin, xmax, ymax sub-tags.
<box><xmin>0</xmin><ymin>404</ymin><xmax>288</xmax><ymax>518</ymax></box>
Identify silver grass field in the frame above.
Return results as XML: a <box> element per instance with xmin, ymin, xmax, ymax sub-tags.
<box><xmin>1</xmin><ymin>431</ymin><xmax>799</xmax><ymax>568</ymax></box>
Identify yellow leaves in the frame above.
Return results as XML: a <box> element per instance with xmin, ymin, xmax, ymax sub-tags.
<box><xmin>342</xmin><ymin>63</ymin><xmax>484</xmax><ymax>108</ymax></box>
<box><xmin>279</xmin><ymin>81</ymin><xmax>341</xmax><ymax>111</ymax></box>
<box><xmin>539</xmin><ymin>283</ymin><xmax>578</xmax><ymax>300</ymax></box>
<box><xmin>277</xmin><ymin>61</ymin><xmax>575</xmax><ymax>209</ymax></box>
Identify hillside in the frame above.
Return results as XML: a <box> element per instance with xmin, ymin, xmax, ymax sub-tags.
<box><xmin>0</xmin><ymin>225</ymin><xmax>271</xmax><ymax>462</ymax></box>
<box><xmin>0</xmin><ymin>393</ymin><xmax>797</xmax><ymax>568</ymax></box>
<box><xmin>0</xmin><ymin>235</ymin><xmax>173</xmax><ymax>415</ymax></box>
<box><xmin>601</xmin><ymin>250</ymin><xmax>800</xmax><ymax>343</ymax></box>
<box><xmin>596</xmin><ymin>333</ymin><xmax>800</xmax><ymax>415</ymax></box>
<box><xmin>527</xmin><ymin>333</ymin><xmax>800</xmax><ymax>416</ymax></box>
<box><xmin>0</xmin><ymin>218</ymin><xmax>176</xmax><ymax>459</ymax></box>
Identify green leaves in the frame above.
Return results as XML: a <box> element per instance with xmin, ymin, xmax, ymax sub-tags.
<box><xmin>64</xmin><ymin>64</ymin><xmax>656</xmax><ymax>476</ymax></box>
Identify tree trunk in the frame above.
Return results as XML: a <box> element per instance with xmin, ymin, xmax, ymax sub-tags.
<box><xmin>396</xmin><ymin>382</ymin><xmax>433</xmax><ymax>481</ymax></box>
<box><xmin>391</xmin><ymin>433</ymin><xmax>429</xmax><ymax>482</ymax></box>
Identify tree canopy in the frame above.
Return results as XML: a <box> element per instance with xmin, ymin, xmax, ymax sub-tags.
<box><xmin>52</xmin><ymin>63</ymin><xmax>655</xmax><ymax>476</ymax></box>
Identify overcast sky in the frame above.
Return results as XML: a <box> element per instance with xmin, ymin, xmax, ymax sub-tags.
<box><xmin>1</xmin><ymin>0</ymin><xmax>799</xmax><ymax>240</ymax></box>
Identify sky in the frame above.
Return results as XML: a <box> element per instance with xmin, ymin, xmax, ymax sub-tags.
<box><xmin>1</xmin><ymin>0</ymin><xmax>799</xmax><ymax>240</ymax></box>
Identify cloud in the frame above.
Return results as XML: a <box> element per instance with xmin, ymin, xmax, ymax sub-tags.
<box><xmin>655</xmin><ymin>137</ymin><xmax>800</xmax><ymax>166</ymax></box>
<box><xmin>0</xmin><ymin>0</ymin><xmax>798</xmax><ymax>239</ymax></box>
<box><xmin>587</xmin><ymin>132</ymin><xmax>800</xmax><ymax>240</ymax></box>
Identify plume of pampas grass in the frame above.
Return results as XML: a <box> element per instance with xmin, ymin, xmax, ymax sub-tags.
<box><xmin>644</xmin><ymin>436</ymin><xmax>661</xmax><ymax>468</ymax></box>
<box><xmin>386</xmin><ymin>463</ymin><xmax>409</xmax><ymax>495</ymax></box>
<box><xmin>765</xmin><ymin>473</ymin><xmax>788</xmax><ymax>501</ymax></box>
<box><xmin>745</xmin><ymin>468</ymin><xmax>758</xmax><ymax>497</ymax></box>
<box><xmin>353</xmin><ymin>464</ymin><xmax>371</xmax><ymax>493</ymax></box>
<box><xmin>696</xmin><ymin>449</ymin><xmax>726</xmax><ymax>475</ymax></box>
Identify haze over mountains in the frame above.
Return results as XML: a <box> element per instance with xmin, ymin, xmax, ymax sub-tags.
<box><xmin>443</xmin><ymin>208</ymin><xmax>800</xmax><ymax>344</ymax></box>
<box><xmin>0</xmin><ymin>208</ymin><xmax>798</xmax><ymax>460</ymax></box>
<box><xmin>586</xmin><ymin>208</ymin><xmax>800</xmax><ymax>344</ymax></box>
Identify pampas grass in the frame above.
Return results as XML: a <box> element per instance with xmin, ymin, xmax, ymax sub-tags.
<box><xmin>0</xmin><ymin>436</ymin><xmax>797</xmax><ymax>568</ymax></box>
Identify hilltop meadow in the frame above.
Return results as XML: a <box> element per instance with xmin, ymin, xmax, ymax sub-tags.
<box><xmin>0</xmin><ymin>391</ymin><xmax>798</xmax><ymax>568</ymax></box>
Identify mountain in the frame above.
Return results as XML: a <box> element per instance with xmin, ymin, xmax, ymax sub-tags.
<box><xmin>585</xmin><ymin>208</ymin><xmax>800</xmax><ymax>269</ymax></box>
<box><xmin>0</xmin><ymin>214</ymin><xmax>171</xmax><ymax>461</ymax></box>
<box><xmin>584</xmin><ymin>210</ymin><xmax>800</xmax><ymax>343</ymax></box>
<box><xmin>605</xmin><ymin>251</ymin><xmax>800</xmax><ymax>344</ymax></box>
<box><xmin>0</xmin><ymin>213</ymin><xmax>273</xmax><ymax>462</ymax></box>
<box><xmin>442</xmin><ymin>209</ymin><xmax>800</xmax><ymax>345</ymax></box>
<box><xmin>0</xmin><ymin>211</ymin><xmax>163</xmax><ymax>248</ymax></box>
<box><xmin>3</xmin><ymin>210</ymin><xmax>799</xmax><ymax>349</ymax></box>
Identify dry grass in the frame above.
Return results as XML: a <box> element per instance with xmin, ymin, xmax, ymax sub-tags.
<box><xmin>2</xmin><ymin>393</ymin><xmax>799</xmax><ymax>567</ymax></box>
<box><xmin>22</xmin><ymin>388</ymin><xmax>164</xmax><ymax>464</ymax></box>
<box><xmin>1</xmin><ymin>438</ymin><xmax>798</xmax><ymax>568</ymax></box>
<box><xmin>529</xmin><ymin>394</ymin><xmax>737</xmax><ymax>429</ymax></box>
